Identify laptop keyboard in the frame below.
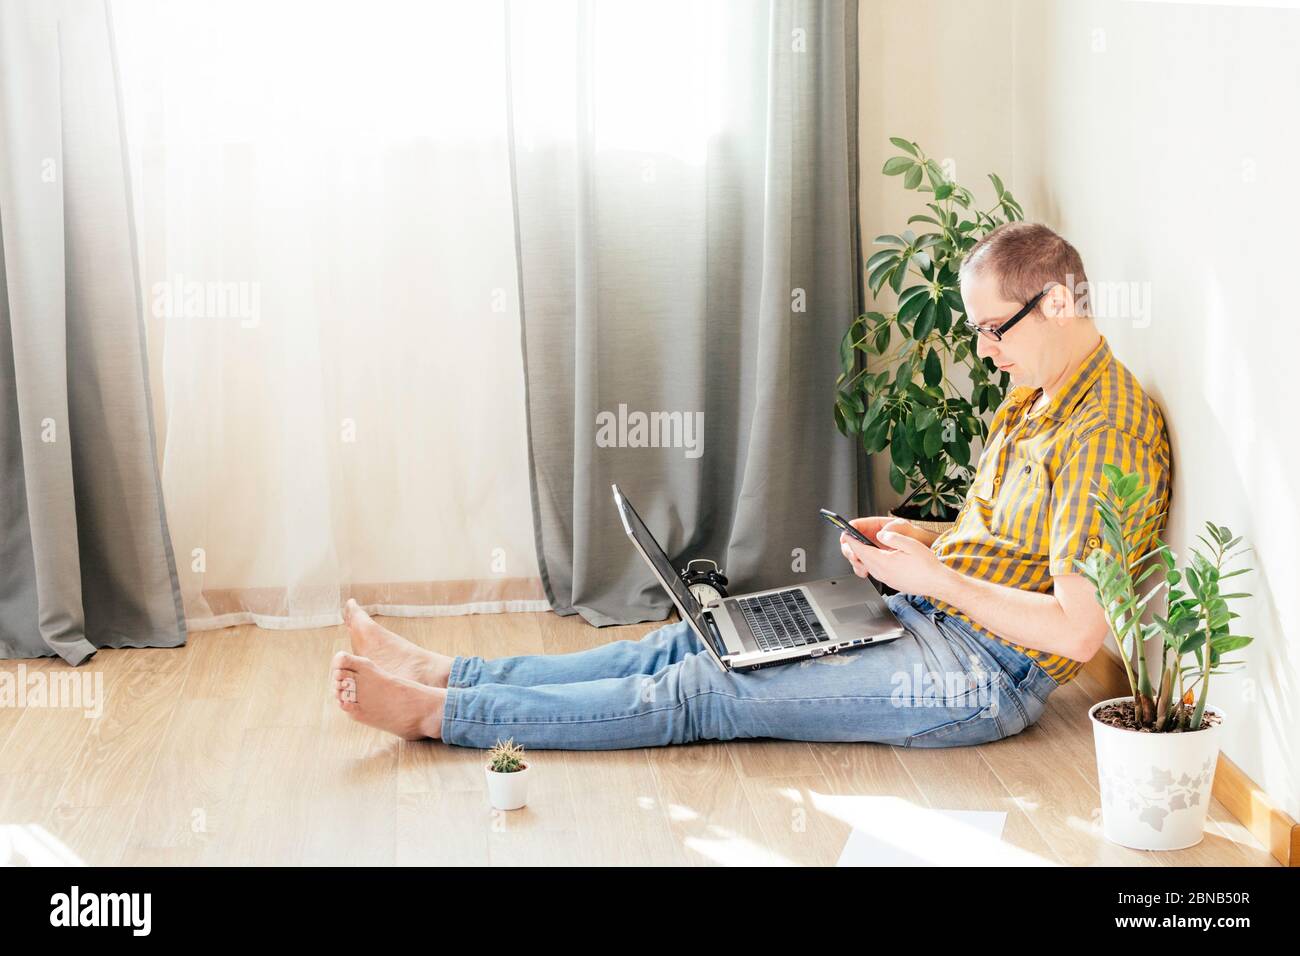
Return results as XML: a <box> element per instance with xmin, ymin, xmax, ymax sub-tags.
<box><xmin>737</xmin><ymin>590</ymin><xmax>830</xmax><ymax>653</ymax></box>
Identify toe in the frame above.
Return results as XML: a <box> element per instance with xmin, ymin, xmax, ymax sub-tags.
<box><xmin>332</xmin><ymin>650</ymin><xmax>372</xmax><ymax>673</ymax></box>
<box><xmin>334</xmin><ymin>651</ymin><xmax>373</xmax><ymax>673</ymax></box>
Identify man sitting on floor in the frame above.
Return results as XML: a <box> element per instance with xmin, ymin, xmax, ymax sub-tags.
<box><xmin>329</xmin><ymin>222</ymin><xmax>1171</xmax><ymax>750</ymax></box>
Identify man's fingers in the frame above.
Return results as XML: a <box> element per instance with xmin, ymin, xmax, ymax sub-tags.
<box><xmin>841</xmin><ymin>534</ymin><xmax>880</xmax><ymax>578</ymax></box>
<box><xmin>849</xmin><ymin>516</ymin><xmax>884</xmax><ymax>545</ymax></box>
<box><xmin>839</xmin><ymin>539</ymin><xmax>864</xmax><ymax>577</ymax></box>
<box><xmin>877</xmin><ymin>529</ymin><xmax>927</xmax><ymax>554</ymax></box>
<box><xmin>881</xmin><ymin>517</ymin><xmax>928</xmax><ymax>543</ymax></box>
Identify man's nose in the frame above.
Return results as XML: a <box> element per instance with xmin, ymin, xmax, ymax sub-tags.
<box><xmin>975</xmin><ymin>334</ymin><xmax>997</xmax><ymax>361</ymax></box>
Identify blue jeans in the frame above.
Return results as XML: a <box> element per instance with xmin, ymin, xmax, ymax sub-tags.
<box><xmin>442</xmin><ymin>592</ymin><xmax>1059</xmax><ymax>750</ymax></box>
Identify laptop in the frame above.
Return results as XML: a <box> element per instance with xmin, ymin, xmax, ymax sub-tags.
<box><xmin>612</xmin><ymin>484</ymin><xmax>906</xmax><ymax>672</ymax></box>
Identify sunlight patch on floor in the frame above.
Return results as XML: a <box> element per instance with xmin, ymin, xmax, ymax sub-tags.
<box><xmin>810</xmin><ymin>793</ymin><xmax>1056</xmax><ymax>866</ymax></box>
<box><xmin>0</xmin><ymin>824</ymin><xmax>87</xmax><ymax>866</ymax></box>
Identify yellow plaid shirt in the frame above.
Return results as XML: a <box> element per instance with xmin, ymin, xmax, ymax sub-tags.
<box><xmin>929</xmin><ymin>335</ymin><xmax>1171</xmax><ymax>684</ymax></box>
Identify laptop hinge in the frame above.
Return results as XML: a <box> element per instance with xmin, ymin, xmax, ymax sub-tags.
<box><xmin>699</xmin><ymin>610</ymin><xmax>733</xmax><ymax>665</ymax></box>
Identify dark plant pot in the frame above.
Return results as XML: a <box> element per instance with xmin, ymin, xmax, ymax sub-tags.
<box><xmin>890</xmin><ymin>504</ymin><xmax>958</xmax><ymax>535</ymax></box>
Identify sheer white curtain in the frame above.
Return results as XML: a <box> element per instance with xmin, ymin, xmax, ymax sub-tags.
<box><xmin>113</xmin><ymin>0</ymin><xmax>545</xmax><ymax>629</ymax></box>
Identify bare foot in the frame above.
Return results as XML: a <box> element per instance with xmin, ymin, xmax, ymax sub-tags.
<box><xmin>343</xmin><ymin>599</ymin><xmax>453</xmax><ymax>688</ymax></box>
<box><xmin>331</xmin><ymin>651</ymin><xmax>446</xmax><ymax>740</ymax></box>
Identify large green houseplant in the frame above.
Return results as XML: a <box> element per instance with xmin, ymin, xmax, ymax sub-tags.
<box><xmin>1076</xmin><ymin>466</ymin><xmax>1254</xmax><ymax>850</ymax></box>
<box><xmin>1076</xmin><ymin>465</ymin><xmax>1254</xmax><ymax>733</ymax></box>
<box><xmin>835</xmin><ymin>137</ymin><xmax>1024</xmax><ymax>521</ymax></box>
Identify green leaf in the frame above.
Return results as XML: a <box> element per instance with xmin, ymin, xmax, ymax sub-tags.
<box><xmin>897</xmin><ymin>285</ymin><xmax>929</xmax><ymax>319</ymax></box>
<box><xmin>1211</xmin><ymin>635</ymin><xmax>1253</xmax><ymax>653</ymax></box>
<box><xmin>889</xmin><ymin>463</ymin><xmax>907</xmax><ymax>495</ymax></box>
<box><xmin>868</xmin><ymin>259</ymin><xmax>894</xmax><ymax>295</ymax></box>
<box><xmin>839</xmin><ymin>324</ymin><xmax>857</xmax><ymax>373</ymax></box>
<box><xmin>866</xmin><ymin>248</ymin><xmax>898</xmax><ymax>272</ymax></box>
<box><xmin>873</xmin><ymin>323</ymin><xmax>891</xmax><ymax>354</ymax></box>
<box><xmin>903</xmin><ymin>164</ymin><xmax>923</xmax><ymax>189</ymax></box>
<box><xmin>913</xmin><ymin>300</ymin><xmax>937</xmax><ymax>339</ymax></box>
<box><xmin>862</xmin><ymin>415</ymin><xmax>890</xmax><ymax>453</ymax></box>
<box><xmin>923</xmin><ymin>422</ymin><xmax>944</xmax><ymax>457</ymax></box>
<box><xmin>889</xmin><ymin>137</ymin><xmax>918</xmax><ymax>157</ymax></box>
<box><xmin>889</xmin><ymin>261</ymin><xmax>908</xmax><ymax>294</ymax></box>
<box><xmin>891</xmin><ymin>432</ymin><xmax>914</xmax><ymax>470</ymax></box>
<box><xmin>906</xmin><ymin>419</ymin><xmax>927</xmax><ymax>457</ymax></box>
<box><xmin>862</xmin><ymin>392</ymin><xmax>886</xmax><ymax>427</ymax></box>
<box><xmin>934</xmin><ymin>304</ymin><xmax>953</xmax><ymax>335</ymax></box>
<box><xmin>948</xmin><ymin>432</ymin><xmax>971</xmax><ymax>467</ymax></box>
<box><xmin>923</xmin><ymin>348</ymin><xmax>942</xmax><ymax>386</ymax></box>
<box><xmin>882</xmin><ymin>157</ymin><xmax>913</xmax><ymax>176</ymax></box>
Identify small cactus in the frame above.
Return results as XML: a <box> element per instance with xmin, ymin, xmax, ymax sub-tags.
<box><xmin>487</xmin><ymin>738</ymin><xmax>526</xmax><ymax>774</ymax></box>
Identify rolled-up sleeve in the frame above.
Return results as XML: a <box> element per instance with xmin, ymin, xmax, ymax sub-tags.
<box><xmin>1048</xmin><ymin>425</ymin><xmax>1169</xmax><ymax>577</ymax></box>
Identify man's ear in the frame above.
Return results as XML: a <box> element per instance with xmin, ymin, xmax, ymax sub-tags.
<box><xmin>1044</xmin><ymin>282</ymin><xmax>1074</xmax><ymax>324</ymax></box>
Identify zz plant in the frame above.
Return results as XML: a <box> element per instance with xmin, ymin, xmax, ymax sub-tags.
<box><xmin>836</xmin><ymin>137</ymin><xmax>1024</xmax><ymax>518</ymax></box>
<box><xmin>1076</xmin><ymin>466</ymin><xmax>1254</xmax><ymax>732</ymax></box>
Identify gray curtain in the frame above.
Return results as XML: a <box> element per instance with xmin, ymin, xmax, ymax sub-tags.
<box><xmin>510</xmin><ymin>0</ymin><xmax>867</xmax><ymax>625</ymax></box>
<box><xmin>0</xmin><ymin>0</ymin><xmax>185</xmax><ymax>663</ymax></box>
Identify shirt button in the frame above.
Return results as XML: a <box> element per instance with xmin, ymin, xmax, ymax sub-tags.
<box><xmin>1086</xmin><ymin>535</ymin><xmax>1101</xmax><ymax>549</ymax></box>
<box><xmin>993</xmin><ymin>473</ymin><xmax>1002</xmax><ymax>485</ymax></box>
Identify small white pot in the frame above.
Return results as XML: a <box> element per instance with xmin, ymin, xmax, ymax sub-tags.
<box><xmin>484</xmin><ymin>763</ymin><xmax>530</xmax><ymax>811</ymax></box>
<box><xmin>1089</xmin><ymin>697</ymin><xmax>1223</xmax><ymax>851</ymax></box>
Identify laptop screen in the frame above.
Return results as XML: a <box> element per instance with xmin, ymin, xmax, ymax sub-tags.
<box><xmin>611</xmin><ymin>485</ymin><xmax>707</xmax><ymax>632</ymax></box>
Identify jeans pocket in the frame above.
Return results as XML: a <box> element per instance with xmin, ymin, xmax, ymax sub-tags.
<box><xmin>1017</xmin><ymin>661</ymin><xmax>1058</xmax><ymax>708</ymax></box>
<box><xmin>933</xmin><ymin>614</ymin><xmax>1002</xmax><ymax>695</ymax></box>
<box><xmin>903</xmin><ymin>703</ymin><xmax>1005</xmax><ymax>748</ymax></box>
<box><xmin>903</xmin><ymin>672</ymin><xmax>1012</xmax><ymax>748</ymax></box>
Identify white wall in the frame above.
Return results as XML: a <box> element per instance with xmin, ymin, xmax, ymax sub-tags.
<box><xmin>861</xmin><ymin>0</ymin><xmax>1300</xmax><ymax>818</ymax></box>
<box><xmin>858</xmin><ymin>0</ymin><xmax>1018</xmax><ymax>505</ymax></box>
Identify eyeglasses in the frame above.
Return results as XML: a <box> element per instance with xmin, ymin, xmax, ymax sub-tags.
<box><xmin>963</xmin><ymin>288</ymin><xmax>1049</xmax><ymax>342</ymax></box>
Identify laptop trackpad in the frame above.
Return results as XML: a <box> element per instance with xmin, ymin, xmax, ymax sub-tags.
<box><xmin>830</xmin><ymin>602</ymin><xmax>876</xmax><ymax>627</ymax></box>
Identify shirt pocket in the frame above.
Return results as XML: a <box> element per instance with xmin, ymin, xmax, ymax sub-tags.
<box><xmin>990</xmin><ymin>451</ymin><xmax>1048</xmax><ymax>543</ymax></box>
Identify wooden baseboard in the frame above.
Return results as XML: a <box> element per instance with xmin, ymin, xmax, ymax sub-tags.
<box><xmin>1083</xmin><ymin>650</ymin><xmax>1298</xmax><ymax>867</ymax></box>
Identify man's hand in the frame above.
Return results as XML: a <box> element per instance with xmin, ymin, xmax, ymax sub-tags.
<box><xmin>839</xmin><ymin>517</ymin><xmax>952</xmax><ymax>596</ymax></box>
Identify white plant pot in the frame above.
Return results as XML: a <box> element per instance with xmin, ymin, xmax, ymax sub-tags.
<box><xmin>1089</xmin><ymin>697</ymin><xmax>1223</xmax><ymax>851</ymax></box>
<box><xmin>484</xmin><ymin>763</ymin><xmax>530</xmax><ymax>811</ymax></box>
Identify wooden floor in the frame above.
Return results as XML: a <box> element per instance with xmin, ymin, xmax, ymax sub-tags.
<box><xmin>0</xmin><ymin>611</ymin><xmax>1279</xmax><ymax>866</ymax></box>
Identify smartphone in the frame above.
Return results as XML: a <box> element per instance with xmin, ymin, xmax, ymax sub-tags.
<box><xmin>819</xmin><ymin>508</ymin><xmax>876</xmax><ymax>548</ymax></box>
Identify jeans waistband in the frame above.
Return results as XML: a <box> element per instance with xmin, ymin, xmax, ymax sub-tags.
<box><xmin>902</xmin><ymin>592</ymin><xmax>1058</xmax><ymax>692</ymax></box>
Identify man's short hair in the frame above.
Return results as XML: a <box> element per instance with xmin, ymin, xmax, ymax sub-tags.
<box><xmin>960</xmin><ymin>222</ymin><xmax>1091</xmax><ymax>317</ymax></box>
